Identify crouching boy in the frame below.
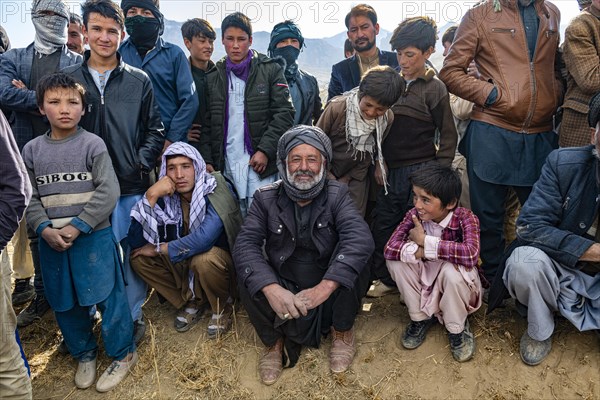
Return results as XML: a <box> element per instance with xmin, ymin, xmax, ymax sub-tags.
<box><xmin>22</xmin><ymin>73</ymin><xmax>137</xmax><ymax>392</ymax></box>
<box><xmin>384</xmin><ymin>164</ymin><xmax>482</xmax><ymax>362</ymax></box>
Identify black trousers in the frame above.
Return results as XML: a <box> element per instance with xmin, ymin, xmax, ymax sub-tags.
<box><xmin>239</xmin><ymin>264</ymin><xmax>370</xmax><ymax>349</ymax></box>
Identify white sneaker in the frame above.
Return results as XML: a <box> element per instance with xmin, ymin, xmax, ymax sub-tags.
<box><xmin>95</xmin><ymin>352</ymin><xmax>138</xmax><ymax>393</ymax></box>
<box><xmin>366</xmin><ymin>280</ymin><xmax>399</xmax><ymax>298</ymax></box>
<box><xmin>75</xmin><ymin>357</ymin><xmax>97</xmax><ymax>389</ymax></box>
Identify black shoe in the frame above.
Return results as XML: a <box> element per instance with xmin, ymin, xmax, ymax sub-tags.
<box><xmin>448</xmin><ymin>320</ymin><xmax>475</xmax><ymax>362</ymax></box>
<box><xmin>133</xmin><ymin>318</ymin><xmax>146</xmax><ymax>344</ymax></box>
<box><xmin>57</xmin><ymin>338</ymin><xmax>69</xmax><ymax>355</ymax></box>
<box><xmin>12</xmin><ymin>278</ymin><xmax>35</xmax><ymax>306</ymax></box>
<box><xmin>520</xmin><ymin>331</ymin><xmax>552</xmax><ymax>366</ymax></box>
<box><xmin>17</xmin><ymin>294</ymin><xmax>50</xmax><ymax>327</ymax></box>
<box><xmin>401</xmin><ymin>317</ymin><xmax>436</xmax><ymax>349</ymax></box>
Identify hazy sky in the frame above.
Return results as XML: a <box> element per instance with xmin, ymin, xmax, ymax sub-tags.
<box><xmin>1</xmin><ymin>0</ymin><xmax>580</xmax><ymax>48</ymax></box>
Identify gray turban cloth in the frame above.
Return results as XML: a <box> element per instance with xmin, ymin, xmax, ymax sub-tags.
<box><xmin>277</xmin><ymin>125</ymin><xmax>332</xmax><ymax>203</ymax></box>
<box><xmin>31</xmin><ymin>0</ymin><xmax>69</xmax><ymax>55</ymax></box>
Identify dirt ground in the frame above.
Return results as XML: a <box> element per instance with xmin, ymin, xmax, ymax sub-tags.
<box><xmin>19</xmin><ymin>289</ymin><xmax>599</xmax><ymax>400</ymax></box>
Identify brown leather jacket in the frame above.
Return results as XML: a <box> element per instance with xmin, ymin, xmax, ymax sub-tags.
<box><xmin>439</xmin><ymin>0</ymin><xmax>562</xmax><ymax>134</ymax></box>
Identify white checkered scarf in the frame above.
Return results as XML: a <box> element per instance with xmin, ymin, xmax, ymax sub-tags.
<box><xmin>31</xmin><ymin>0</ymin><xmax>69</xmax><ymax>55</ymax></box>
<box><xmin>130</xmin><ymin>142</ymin><xmax>217</xmax><ymax>250</ymax></box>
<box><xmin>344</xmin><ymin>88</ymin><xmax>389</xmax><ymax>193</ymax></box>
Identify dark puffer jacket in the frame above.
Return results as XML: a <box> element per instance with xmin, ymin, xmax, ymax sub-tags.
<box><xmin>200</xmin><ymin>50</ymin><xmax>294</xmax><ymax>179</ymax></box>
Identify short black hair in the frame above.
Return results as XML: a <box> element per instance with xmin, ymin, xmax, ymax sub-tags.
<box><xmin>81</xmin><ymin>0</ymin><xmax>125</xmax><ymax>29</ymax></box>
<box><xmin>390</xmin><ymin>16</ymin><xmax>438</xmax><ymax>52</ymax></box>
<box><xmin>36</xmin><ymin>72</ymin><xmax>86</xmax><ymax>109</ymax></box>
<box><xmin>358</xmin><ymin>65</ymin><xmax>403</xmax><ymax>108</ymax></box>
<box><xmin>70</xmin><ymin>13</ymin><xmax>83</xmax><ymax>26</ymax></box>
<box><xmin>181</xmin><ymin>18</ymin><xmax>216</xmax><ymax>41</ymax></box>
<box><xmin>442</xmin><ymin>25</ymin><xmax>458</xmax><ymax>45</ymax></box>
<box><xmin>221</xmin><ymin>12</ymin><xmax>252</xmax><ymax>39</ymax></box>
<box><xmin>345</xmin><ymin>4</ymin><xmax>377</xmax><ymax>29</ymax></box>
<box><xmin>409</xmin><ymin>164</ymin><xmax>461</xmax><ymax>208</ymax></box>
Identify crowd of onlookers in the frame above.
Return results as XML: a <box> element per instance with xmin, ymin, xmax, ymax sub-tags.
<box><xmin>0</xmin><ymin>0</ymin><xmax>599</xmax><ymax>397</ymax></box>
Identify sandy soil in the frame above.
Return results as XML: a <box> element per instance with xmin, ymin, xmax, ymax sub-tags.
<box><xmin>21</xmin><ymin>291</ymin><xmax>599</xmax><ymax>400</ymax></box>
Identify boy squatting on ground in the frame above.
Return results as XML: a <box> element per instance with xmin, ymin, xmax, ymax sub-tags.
<box><xmin>384</xmin><ymin>164</ymin><xmax>482</xmax><ymax>362</ymax></box>
<box><xmin>22</xmin><ymin>73</ymin><xmax>137</xmax><ymax>393</ymax></box>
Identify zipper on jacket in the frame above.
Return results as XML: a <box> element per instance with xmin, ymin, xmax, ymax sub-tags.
<box><xmin>491</xmin><ymin>28</ymin><xmax>516</xmax><ymax>37</ymax></box>
<box><xmin>521</xmin><ymin>62</ymin><xmax>537</xmax><ymax>133</ymax></box>
<box><xmin>562</xmin><ymin>196</ymin><xmax>570</xmax><ymax>209</ymax></box>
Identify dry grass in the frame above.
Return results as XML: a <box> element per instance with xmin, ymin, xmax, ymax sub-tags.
<box><xmin>19</xmin><ymin>292</ymin><xmax>600</xmax><ymax>400</ymax></box>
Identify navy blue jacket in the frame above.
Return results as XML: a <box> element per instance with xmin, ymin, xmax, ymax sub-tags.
<box><xmin>327</xmin><ymin>49</ymin><xmax>399</xmax><ymax>101</ymax></box>
<box><xmin>120</xmin><ymin>38</ymin><xmax>198</xmax><ymax>143</ymax></box>
<box><xmin>488</xmin><ymin>145</ymin><xmax>600</xmax><ymax>312</ymax></box>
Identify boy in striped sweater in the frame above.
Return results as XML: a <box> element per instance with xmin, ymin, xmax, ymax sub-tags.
<box><xmin>22</xmin><ymin>73</ymin><xmax>137</xmax><ymax>392</ymax></box>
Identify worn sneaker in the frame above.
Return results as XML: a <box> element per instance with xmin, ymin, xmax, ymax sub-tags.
<box><xmin>448</xmin><ymin>320</ymin><xmax>476</xmax><ymax>362</ymax></box>
<box><xmin>12</xmin><ymin>278</ymin><xmax>35</xmax><ymax>306</ymax></box>
<box><xmin>366</xmin><ymin>280</ymin><xmax>398</xmax><ymax>298</ymax></box>
<box><xmin>75</xmin><ymin>357</ymin><xmax>97</xmax><ymax>389</ymax></box>
<box><xmin>57</xmin><ymin>338</ymin><xmax>69</xmax><ymax>355</ymax></box>
<box><xmin>17</xmin><ymin>294</ymin><xmax>50</xmax><ymax>327</ymax></box>
<box><xmin>95</xmin><ymin>351</ymin><xmax>138</xmax><ymax>393</ymax></box>
<box><xmin>401</xmin><ymin>317</ymin><xmax>436</xmax><ymax>349</ymax></box>
<box><xmin>133</xmin><ymin>318</ymin><xmax>146</xmax><ymax>344</ymax></box>
<box><xmin>520</xmin><ymin>331</ymin><xmax>552</xmax><ymax>366</ymax></box>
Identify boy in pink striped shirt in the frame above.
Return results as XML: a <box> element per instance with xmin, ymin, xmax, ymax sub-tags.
<box><xmin>384</xmin><ymin>164</ymin><xmax>482</xmax><ymax>362</ymax></box>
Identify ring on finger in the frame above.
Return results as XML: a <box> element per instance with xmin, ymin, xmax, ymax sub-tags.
<box><xmin>283</xmin><ymin>313</ymin><xmax>290</xmax><ymax>320</ymax></box>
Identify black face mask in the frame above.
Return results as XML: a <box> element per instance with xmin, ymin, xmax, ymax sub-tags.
<box><xmin>272</xmin><ymin>45</ymin><xmax>300</xmax><ymax>67</ymax></box>
<box><xmin>125</xmin><ymin>15</ymin><xmax>160</xmax><ymax>54</ymax></box>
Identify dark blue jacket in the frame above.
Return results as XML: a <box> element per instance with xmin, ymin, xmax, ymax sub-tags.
<box><xmin>120</xmin><ymin>38</ymin><xmax>198</xmax><ymax>143</ymax></box>
<box><xmin>488</xmin><ymin>145</ymin><xmax>600</xmax><ymax>312</ymax></box>
<box><xmin>327</xmin><ymin>49</ymin><xmax>399</xmax><ymax>101</ymax></box>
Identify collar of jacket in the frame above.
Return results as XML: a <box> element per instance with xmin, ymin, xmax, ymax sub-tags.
<box><xmin>81</xmin><ymin>49</ymin><xmax>125</xmax><ymax>75</ymax></box>
<box><xmin>495</xmin><ymin>0</ymin><xmax>551</xmax><ymax>17</ymax></box>
<box><xmin>589</xmin><ymin>4</ymin><xmax>600</xmax><ymax>18</ymax></box>
<box><xmin>189</xmin><ymin>57</ymin><xmax>215</xmax><ymax>72</ymax></box>
<box><xmin>275</xmin><ymin>178</ymin><xmax>330</xmax><ymax>233</ymax></box>
<box><xmin>403</xmin><ymin>66</ymin><xmax>436</xmax><ymax>83</ymax></box>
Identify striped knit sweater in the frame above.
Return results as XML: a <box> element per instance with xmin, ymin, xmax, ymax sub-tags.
<box><xmin>23</xmin><ymin>127</ymin><xmax>119</xmax><ymax>234</ymax></box>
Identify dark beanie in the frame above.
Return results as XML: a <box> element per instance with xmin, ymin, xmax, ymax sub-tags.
<box><xmin>268</xmin><ymin>21</ymin><xmax>304</xmax><ymax>56</ymax></box>
<box><xmin>121</xmin><ymin>0</ymin><xmax>161</xmax><ymax>18</ymax></box>
<box><xmin>121</xmin><ymin>0</ymin><xmax>163</xmax><ymax>34</ymax></box>
<box><xmin>589</xmin><ymin>92</ymin><xmax>600</xmax><ymax>128</ymax></box>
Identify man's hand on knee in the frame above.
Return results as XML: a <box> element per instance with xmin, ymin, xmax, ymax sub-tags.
<box><xmin>295</xmin><ymin>279</ymin><xmax>340</xmax><ymax>310</ymax></box>
<box><xmin>262</xmin><ymin>283</ymin><xmax>307</xmax><ymax>319</ymax></box>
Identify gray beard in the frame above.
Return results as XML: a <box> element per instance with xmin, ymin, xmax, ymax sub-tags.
<box><xmin>286</xmin><ymin>167</ymin><xmax>324</xmax><ymax>190</ymax></box>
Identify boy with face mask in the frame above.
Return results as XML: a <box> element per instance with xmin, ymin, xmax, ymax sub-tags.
<box><xmin>267</xmin><ymin>20</ymin><xmax>322</xmax><ymax>126</ymax></box>
<box><xmin>119</xmin><ymin>0</ymin><xmax>198</xmax><ymax>150</ymax></box>
<box><xmin>0</xmin><ymin>0</ymin><xmax>82</xmax><ymax>328</ymax></box>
